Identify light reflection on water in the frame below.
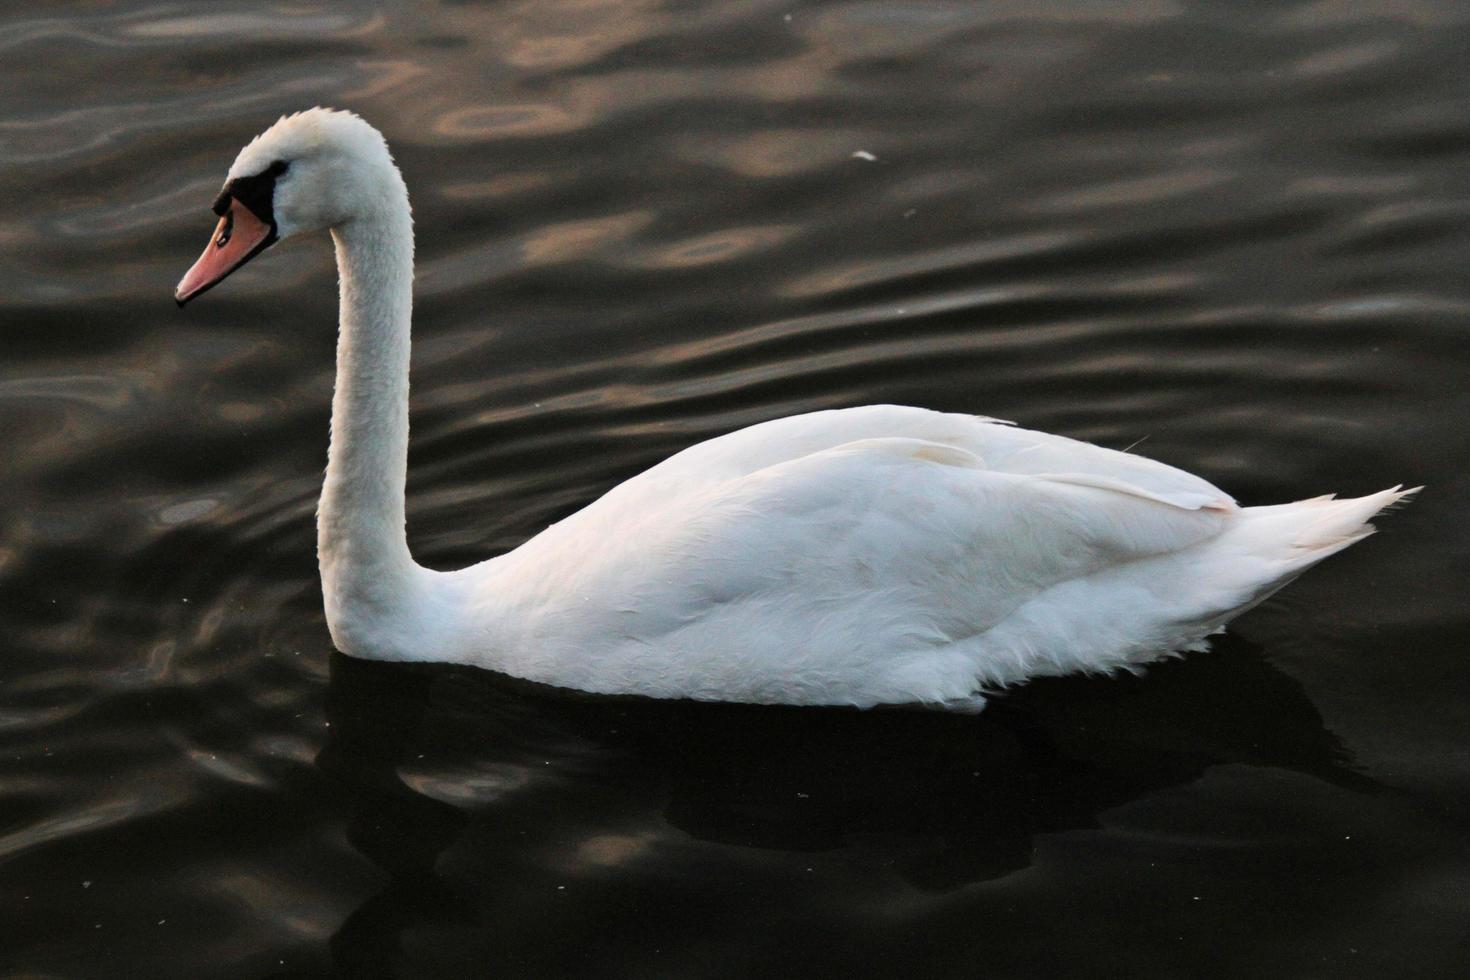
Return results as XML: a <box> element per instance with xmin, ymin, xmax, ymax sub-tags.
<box><xmin>2</xmin><ymin>0</ymin><xmax>1467</xmax><ymax>976</ymax></box>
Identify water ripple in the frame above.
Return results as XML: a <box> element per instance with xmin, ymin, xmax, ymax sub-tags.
<box><xmin>1</xmin><ymin>0</ymin><xmax>1464</xmax><ymax>975</ymax></box>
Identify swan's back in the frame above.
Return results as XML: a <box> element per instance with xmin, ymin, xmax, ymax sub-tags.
<box><xmin>444</xmin><ymin>406</ymin><xmax>1412</xmax><ymax>709</ymax></box>
<box><xmin>619</xmin><ymin>406</ymin><xmax>1233</xmax><ymax>510</ymax></box>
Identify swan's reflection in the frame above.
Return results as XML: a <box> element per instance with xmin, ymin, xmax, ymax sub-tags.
<box><xmin>315</xmin><ymin>635</ymin><xmax>1375</xmax><ymax>969</ymax></box>
<box><xmin>316</xmin><ymin>658</ymin><xmax>468</xmax><ymax>977</ymax></box>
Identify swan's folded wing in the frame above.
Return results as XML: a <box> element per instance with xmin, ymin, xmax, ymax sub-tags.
<box><xmin>520</xmin><ymin>436</ymin><xmax>1236</xmax><ymax>651</ymax></box>
<box><xmin>961</xmin><ymin>430</ymin><xmax>1237</xmax><ymax>512</ymax></box>
<box><xmin>481</xmin><ymin>433</ymin><xmax>1242</xmax><ymax>701</ymax></box>
<box><xmin>616</xmin><ymin>405</ymin><xmax>1235</xmax><ymax>515</ymax></box>
<box><xmin>1021</xmin><ymin>472</ymin><xmax>1233</xmax><ymax>512</ymax></box>
<box><xmin>723</xmin><ymin>436</ymin><xmax>1235</xmax><ymax>572</ymax></box>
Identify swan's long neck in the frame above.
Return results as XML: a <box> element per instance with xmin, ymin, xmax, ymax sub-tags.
<box><xmin>317</xmin><ymin>171</ymin><xmax>426</xmax><ymax>657</ymax></box>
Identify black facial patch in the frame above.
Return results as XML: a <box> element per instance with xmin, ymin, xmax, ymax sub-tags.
<box><xmin>212</xmin><ymin>159</ymin><xmax>289</xmax><ymax>223</ymax></box>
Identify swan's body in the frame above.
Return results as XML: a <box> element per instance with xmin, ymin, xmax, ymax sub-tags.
<box><xmin>178</xmin><ymin>109</ymin><xmax>1414</xmax><ymax>710</ymax></box>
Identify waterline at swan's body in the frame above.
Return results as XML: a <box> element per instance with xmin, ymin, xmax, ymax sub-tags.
<box><xmin>177</xmin><ymin>108</ymin><xmax>1414</xmax><ymax>711</ymax></box>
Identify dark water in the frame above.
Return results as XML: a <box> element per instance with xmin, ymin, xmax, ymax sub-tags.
<box><xmin>3</xmin><ymin>1</ymin><xmax>1468</xmax><ymax>976</ymax></box>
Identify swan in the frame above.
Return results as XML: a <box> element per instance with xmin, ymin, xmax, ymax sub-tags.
<box><xmin>175</xmin><ymin>108</ymin><xmax>1415</xmax><ymax>711</ymax></box>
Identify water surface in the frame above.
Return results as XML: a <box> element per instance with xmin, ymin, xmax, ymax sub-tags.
<box><xmin>3</xmin><ymin>1</ymin><xmax>1468</xmax><ymax>977</ymax></box>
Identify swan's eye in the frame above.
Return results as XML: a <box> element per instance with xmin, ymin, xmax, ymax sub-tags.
<box><xmin>266</xmin><ymin>160</ymin><xmax>289</xmax><ymax>178</ymax></box>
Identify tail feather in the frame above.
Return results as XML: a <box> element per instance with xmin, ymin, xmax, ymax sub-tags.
<box><xmin>1291</xmin><ymin>485</ymin><xmax>1419</xmax><ymax>554</ymax></box>
<box><xmin>946</xmin><ymin>484</ymin><xmax>1417</xmax><ymax>687</ymax></box>
<box><xmin>1195</xmin><ymin>485</ymin><xmax>1419</xmax><ymax>622</ymax></box>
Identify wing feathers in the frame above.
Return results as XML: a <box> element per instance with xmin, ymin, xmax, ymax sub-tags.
<box><xmin>1029</xmin><ymin>471</ymin><xmax>1236</xmax><ymax>512</ymax></box>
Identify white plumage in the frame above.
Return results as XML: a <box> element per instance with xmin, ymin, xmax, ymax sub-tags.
<box><xmin>178</xmin><ymin>109</ymin><xmax>1415</xmax><ymax>711</ymax></box>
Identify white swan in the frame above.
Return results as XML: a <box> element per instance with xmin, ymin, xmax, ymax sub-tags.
<box><xmin>176</xmin><ymin>109</ymin><xmax>1414</xmax><ymax>711</ymax></box>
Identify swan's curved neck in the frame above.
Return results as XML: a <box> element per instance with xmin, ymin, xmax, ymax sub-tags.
<box><xmin>317</xmin><ymin>177</ymin><xmax>424</xmax><ymax>655</ymax></box>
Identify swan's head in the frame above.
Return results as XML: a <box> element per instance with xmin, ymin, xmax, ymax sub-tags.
<box><xmin>175</xmin><ymin>108</ymin><xmax>402</xmax><ymax>305</ymax></box>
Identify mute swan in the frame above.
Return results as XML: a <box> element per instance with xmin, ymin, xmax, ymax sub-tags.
<box><xmin>175</xmin><ymin>108</ymin><xmax>1415</xmax><ymax>711</ymax></box>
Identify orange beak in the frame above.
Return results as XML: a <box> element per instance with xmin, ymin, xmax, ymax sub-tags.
<box><xmin>175</xmin><ymin>199</ymin><xmax>277</xmax><ymax>306</ymax></box>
